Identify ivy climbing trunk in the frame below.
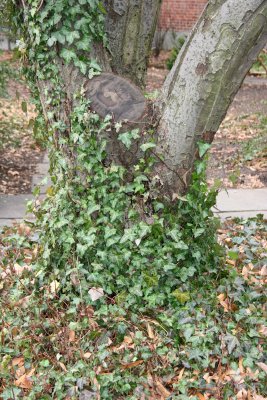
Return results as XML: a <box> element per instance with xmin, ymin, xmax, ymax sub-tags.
<box><xmin>15</xmin><ymin>0</ymin><xmax>267</xmax><ymax>200</ymax></box>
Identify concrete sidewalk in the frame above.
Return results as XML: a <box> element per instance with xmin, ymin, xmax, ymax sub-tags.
<box><xmin>214</xmin><ymin>188</ymin><xmax>267</xmax><ymax>219</ymax></box>
<box><xmin>0</xmin><ymin>186</ymin><xmax>266</xmax><ymax>228</ymax></box>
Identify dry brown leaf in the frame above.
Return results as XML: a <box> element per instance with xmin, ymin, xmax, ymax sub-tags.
<box><xmin>237</xmin><ymin>389</ymin><xmax>248</xmax><ymax>399</ymax></box>
<box><xmin>14</xmin><ymin>368</ymin><xmax>35</xmax><ymax>389</ymax></box>
<box><xmin>259</xmin><ymin>326</ymin><xmax>267</xmax><ymax>336</ymax></box>
<box><xmin>155</xmin><ymin>380</ymin><xmax>171</xmax><ymax>398</ymax></box>
<box><xmin>50</xmin><ymin>280</ymin><xmax>60</xmax><ymax>293</ymax></box>
<box><xmin>14</xmin><ymin>263</ymin><xmax>31</xmax><ymax>275</ymax></box>
<box><xmin>239</xmin><ymin>357</ymin><xmax>244</xmax><ymax>374</ymax></box>
<box><xmin>121</xmin><ymin>360</ymin><xmax>144</xmax><ymax>369</ymax></box>
<box><xmin>83</xmin><ymin>352</ymin><xmax>92</xmax><ymax>359</ymax></box>
<box><xmin>196</xmin><ymin>393</ymin><xmax>206</xmax><ymax>400</ymax></box>
<box><xmin>15</xmin><ymin>366</ymin><xmax>26</xmax><ymax>379</ymax></box>
<box><xmin>69</xmin><ymin>329</ymin><xmax>75</xmax><ymax>342</ymax></box>
<box><xmin>12</xmin><ymin>356</ymin><xmax>24</xmax><ymax>367</ymax></box>
<box><xmin>256</xmin><ymin>362</ymin><xmax>267</xmax><ymax>374</ymax></box>
<box><xmin>147</xmin><ymin>323</ymin><xmax>155</xmax><ymax>339</ymax></box>
<box><xmin>124</xmin><ymin>336</ymin><xmax>133</xmax><ymax>344</ymax></box>
<box><xmin>217</xmin><ymin>293</ymin><xmax>230</xmax><ymax>312</ymax></box>
<box><xmin>178</xmin><ymin>368</ymin><xmax>185</xmax><ymax>380</ymax></box>
<box><xmin>58</xmin><ymin>362</ymin><xmax>68</xmax><ymax>372</ymax></box>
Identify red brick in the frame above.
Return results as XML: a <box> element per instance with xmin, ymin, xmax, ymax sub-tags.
<box><xmin>159</xmin><ymin>0</ymin><xmax>207</xmax><ymax>31</ymax></box>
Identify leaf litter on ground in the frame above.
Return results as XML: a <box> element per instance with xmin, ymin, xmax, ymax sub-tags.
<box><xmin>0</xmin><ymin>216</ymin><xmax>266</xmax><ymax>399</ymax></box>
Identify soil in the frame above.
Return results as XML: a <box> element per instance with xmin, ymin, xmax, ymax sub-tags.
<box><xmin>0</xmin><ymin>52</ymin><xmax>44</xmax><ymax>195</ymax></box>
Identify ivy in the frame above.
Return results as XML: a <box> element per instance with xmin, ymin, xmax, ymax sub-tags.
<box><xmin>1</xmin><ymin>1</ymin><xmax>266</xmax><ymax>398</ymax></box>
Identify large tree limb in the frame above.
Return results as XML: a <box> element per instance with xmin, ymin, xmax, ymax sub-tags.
<box><xmin>155</xmin><ymin>0</ymin><xmax>267</xmax><ymax>197</ymax></box>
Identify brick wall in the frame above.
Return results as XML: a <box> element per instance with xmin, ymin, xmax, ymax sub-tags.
<box><xmin>159</xmin><ymin>0</ymin><xmax>207</xmax><ymax>32</ymax></box>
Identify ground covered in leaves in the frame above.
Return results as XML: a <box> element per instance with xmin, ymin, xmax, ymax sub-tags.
<box><xmin>0</xmin><ymin>51</ymin><xmax>44</xmax><ymax>194</ymax></box>
<box><xmin>0</xmin><ymin>217</ymin><xmax>266</xmax><ymax>399</ymax></box>
<box><xmin>147</xmin><ymin>53</ymin><xmax>267</xmax><ymax>190</ymax></box>
<box><xmin>207</xmin><ymin>114</ymin><xmax>267</xmax><ymax>188</ymax></box>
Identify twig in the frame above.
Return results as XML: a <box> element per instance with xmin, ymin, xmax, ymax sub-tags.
<box><xmin>36</xmin><ymin>0</ymin><xmax>44</xmax><ymax>12</ymax></box>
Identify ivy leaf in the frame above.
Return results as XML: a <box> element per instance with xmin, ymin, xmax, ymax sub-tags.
<box><xmin>89</xmin><ymin>59</ymin><xmax>101</xmax><ymax>71</ymax></box>
<box><xmin>52</xmin><ymin>14</ymin><xmax>62</xmax><ymax>25</ymax></box>
<box><xmin>98</xmin><ymin>2</ymin><xmax>107</xmax><ymax>14</ymax></box>
<box><xmin>87</xmin><ymin>204</ymin><xmax>100</xmax><ymax>215</ymax></box>
<box><xmin>120</xmin><ymin>229</ymin><xmax>135</xmax><ymax>243</ymax></box>
<box><xmin>140</xmin><ymin>142</ymin><xmax>156</xmax><ymax>152</ymax></box>
<box><xmin>60</xmin><ymin>48</ymin><xmax>76</xmax><ymax>63</ymax></box>
<box><xmin>228</xmin><ymin>251</ymin><xmax>239</xmax><ymax>260</ymax></box>
<box><xmin>172</xmin><ymin>289</ymin><xmax>190</xmax><ymax>303</ymax></box>
<box><xmin>66</xmin><ymin>31</ymin><xmax>80</xmax><ymax>45</ymax></box>
<box><xmin>76</xmin><ymin>38</ymin><xmax>91</xmax><ymax>51</ymax></box>
<box><xmin>118</xmin><ymin>130</ymin><xmax>140</xmax><ymax>149</ymax></box>
<box><xmin>53</xmin><ymin>31</ymin><xmax>66</xmax><ymax>44</ymax></box>
<box><xmin>198</xmin><ymin>142</ymin><xmax>211</xmax><ymax>157</ymax></box>
<box><xmin>74</xmin><ymin>59</ymin><xmax>87</xmax><ymax>75</ymax></box>
<box><xmin>224</xmin><ymin>334</ymin><xmax>240</xmax><ymax>354</ymax></box>
<box><xmin>47</xmin><ymin>36</ymin><xmax>57</xmax><ymax>47</ymax></box>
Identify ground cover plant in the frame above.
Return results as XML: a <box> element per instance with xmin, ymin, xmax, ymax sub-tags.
<box><xmin>0</xmin><ymin>214</ymin><xmax>266</xmax><ymax>399</ymax></box>
<box><xmin>0</xmin><ymin>0</ymin><xmax>267</xmax><ymax>398</ymax></box>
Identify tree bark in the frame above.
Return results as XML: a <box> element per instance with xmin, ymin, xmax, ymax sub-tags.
<box><xmin>155</xmin><ymin>0</ymin><xmax>267</xmax><ymax>197</ymax></box>
<box><xmin>103</xmin><ymin>0</ymin><xmax>162</xmax><ymax>87</ymax></box>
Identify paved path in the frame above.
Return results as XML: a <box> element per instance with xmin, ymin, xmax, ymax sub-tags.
<box><xmin>214</xmin><ymin>188</ymin><xmax>267</xmax><ymax>219</ymax></box>
<box><xmin>0</xmin><ymin>152</ymin><xmax>266</xmax><ymax>227</ymax></box>
<box><xmin>0</xmin><ymin>180</ymin><xmax>266</xmax><ymax>228</ymax></box>
<box><xmin>0</xmin><ymin>153</ymin><xmax>49</xmax><ymax>228</ymax></box>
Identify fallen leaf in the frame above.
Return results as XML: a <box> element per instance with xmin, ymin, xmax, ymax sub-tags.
<box><xmin>155</xmin><ymin>380</ymin><xmax>171</xmax><ymax>398</ymax></box>
<box><xmin>69</xmin><ymin>330</ymin><xmax>75</xmax><ymax>342</ymax></box>
<box><xmin>217</xmin><ymin>293</ymin><xmax>229</xmax><ymax>312</ymax></box>
<box><xmin>14</xmin><ymin>263</ymin><xmax>31</xmax><ymax>275</ymax></box>
<box><xmin>50</xmin><ymin>280</ymin><xmax>60</xmax><ymax>293</ymax></box>
<box><xmin>58</xmin><ymin>362</ymin><xmax>67</xmax><ymax>372</ymax></box>
<box><xmin>196</xmin><ymin>393</ymin><xmax>206</xmax><ymax>400</ymax></box>
<box><xmin>88</xmin><ymin>287</ymin><xmax>104</xmax><ymax>301</ymax></box>
<box><xmin>121</xmin><ymin>360</ymin><xmax>144</xmax><ymax>369</ymax></box>
<box><xmin>83</xmin><ymin>352</ymin><xmax>92</xmax><ymax>359</ymax></box>
<box><xmin>259</xmin><ymin>325</ymin><xmax>267</xmax><ymax>336</ymax></box>
<box><xmin>237</xmin><ymin>389</ymin><xmax>248</xmax><ymax>399</ymax></box>
<box><xmin>257</xmin><ymin>362</ymin><xmax>267</xmax><ymax>374</ymax></box>
<box><xmin>15</xmin><ymin>366</ymin><xmax>26</xmax><ymax>378</ymax></box>
<box><xmin>12</xmin><ymin>356</ymin><xmax>24</xmax><ymax>367</ymax></box>
<box><xmin>123</xmin><ymin>336</ymin><xmax>133</xmax><ymax>344</ymax></box>
<box><xmin>147</xmin><ymin>323</ymin><xmax>155</xmax><ymax>339</ymax></box>
<box><xmin>14</xmin><ymin>368</ymin><xmax>35</xmax><ymax>389</ymax></box>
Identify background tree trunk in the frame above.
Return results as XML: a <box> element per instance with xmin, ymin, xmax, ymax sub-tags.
<box><xmin>103</xmin><ymin>0</ymin><xmax>162</xmax><ymax>87</ymax></box>
<box><xmin>155</xmin><ymin>0</ymin><xmax>267</xmax><ymax>197</ymax></box>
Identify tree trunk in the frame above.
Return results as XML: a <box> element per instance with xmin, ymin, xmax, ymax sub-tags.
<box><xmin>17</xmin><ymin>0</ymin><xmax>267</xmax><ymax>200</ymax></box>
<box><xmin>155</xmin><ymin>0</ymin><xmax>267</xmax><ymax>197</ymax></box>
<box><xmin>103</xmin><ymin>0</ymin><xmax>162</xmax><ymax>87</ymax></box>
